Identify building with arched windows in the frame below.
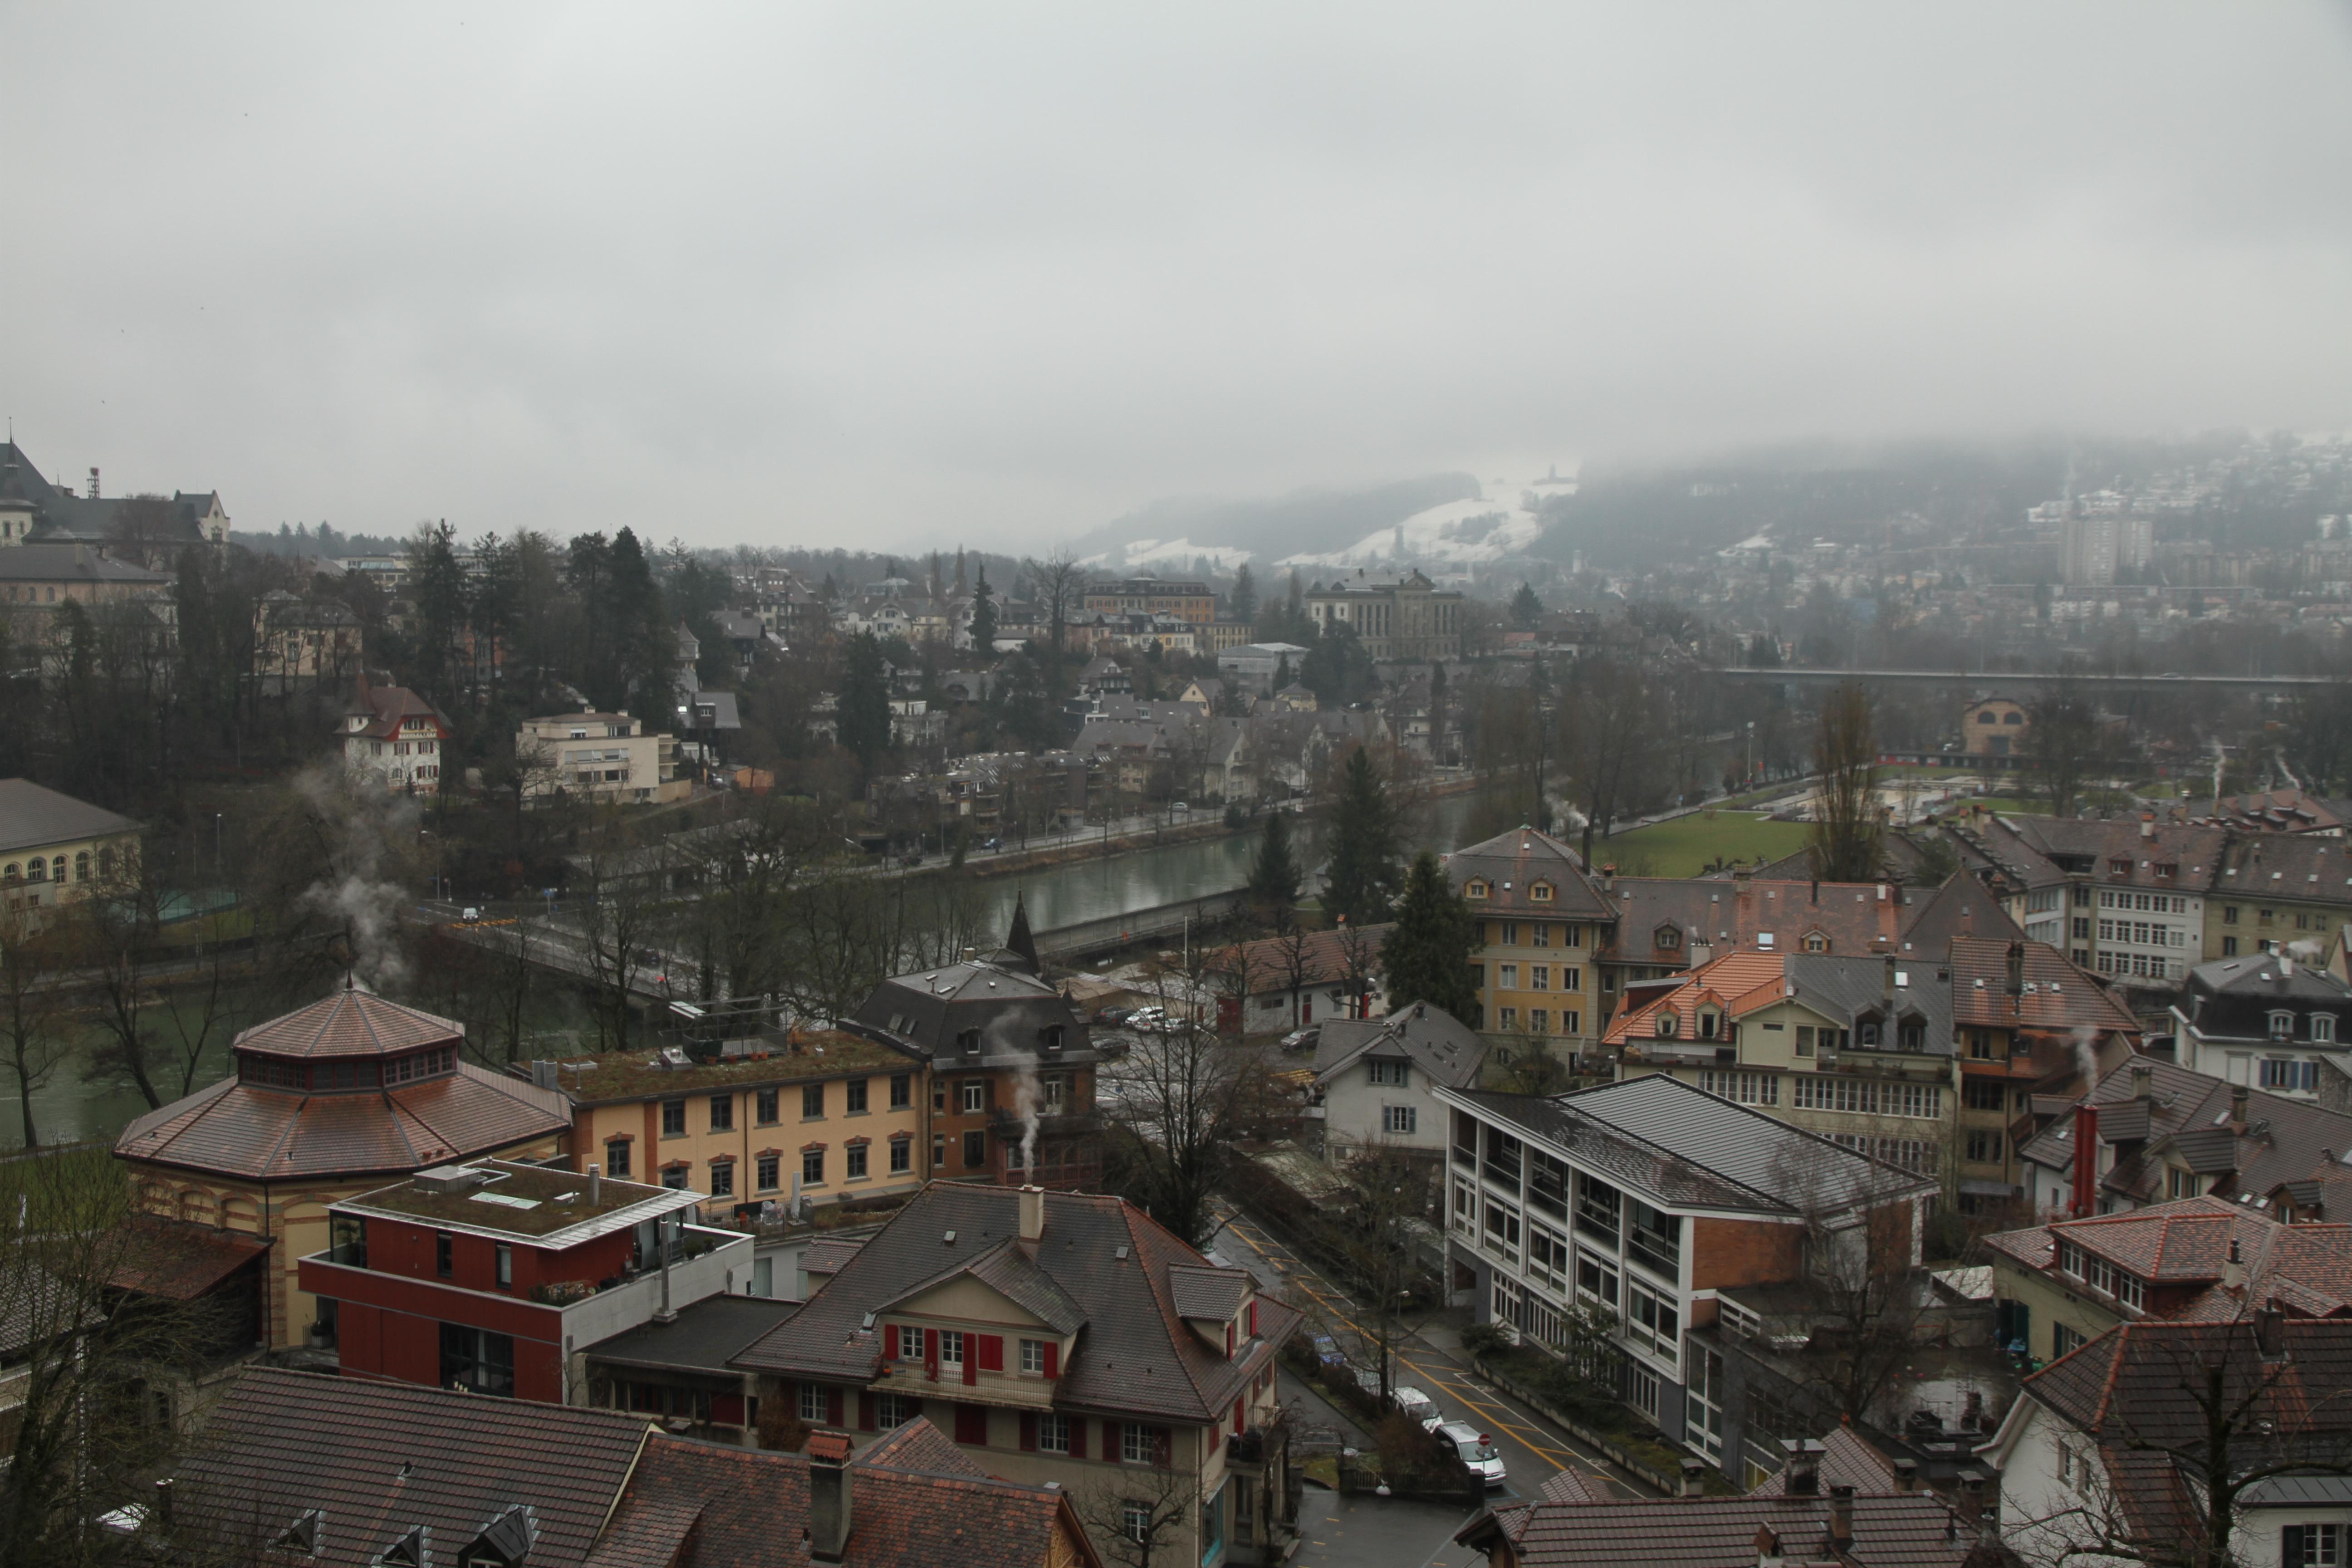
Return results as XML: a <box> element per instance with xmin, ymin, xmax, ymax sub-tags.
<box><xmin>0</xmin><ymin>777</ymin><xmax>141</xmax><ymax>922</ymax></box>
<box><xmin>113</xmin><ymin>985</ymin><xmax>571</xmax><ymax>1350</ymax></box>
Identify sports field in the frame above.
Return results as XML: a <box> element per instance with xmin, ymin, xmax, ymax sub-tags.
<box><xmin>1593</xmin><ymin>813</ymin><xmax>1811</xmax><ymax>878</ymax></box>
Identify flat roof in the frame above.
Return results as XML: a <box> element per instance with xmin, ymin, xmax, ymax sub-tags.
<box><xmin>334</xmin><ymin>1158</ymin><xmax>706</xmax><ymax>1245</ymax></box>
<box><xmin>557</xmin><ymin>1030</ymin><xmax>918</xmax><ymax>1104</ymax></box>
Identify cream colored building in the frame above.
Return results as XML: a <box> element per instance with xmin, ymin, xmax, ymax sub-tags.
<box><xmin>0</xmin><ymin>778</ymin><xmax>142</xmax><ymax>920</ymax></box>
<box><xmin>518</xmin><ymin>710</ymin><xmax>689</xmax><ymax>805</ymax></box>
<box><xmin>1302</xmin><ymin>568</ymin><xmax>1464</xmax><ymax>659</ymax></box>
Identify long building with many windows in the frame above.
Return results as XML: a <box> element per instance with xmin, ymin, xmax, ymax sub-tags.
<box><xmin>1434</xmin><ymin>1076</ymin><xmax>1934</xmax><ymax>1463</ymax></box>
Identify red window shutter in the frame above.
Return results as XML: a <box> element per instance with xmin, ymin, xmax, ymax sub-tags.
<box><xmin>1207</xmin><ymin>1421</ymin><xmax>1220</xmax><ymax>1455</ymax></box>
<box><xmin>884</xmin><ymin>1324</ymin><xmax>899</xmax><ymax>1360</ymax></box>
<box><xmin>1043</xmin><ymin>1342</ymin><xmax>1060</xmax><ymax>1380</ymax></box>
<box><xmin>1248</xmin><ymin>1300</ymin><xmax>1258</xmax><ymax>1338</ymax></box>
<box><xmin>859</xmin><ymin>1392</ymin><xmax>875</xmax><ymax>1432</ymax></box>
<box><xmin>926</xmin><ymin>1328</ymin><xmax>940</xmax><ymax>1381</ymax></box>
<box><xmin>1226</xmin><ymin>1323</ymin><xmax>1235</xmax><ymax>1357</ymax></box>
<box><xmin>1069</xmin><ymin>1416</ymin><xmax>1088</xmax><ymax>1459</ymax></box>
<box><xmin>962</xmin><ymin>1348</ymin><xmax>977</xmax><ymax>1387</ymax></box>
<box><xmin>1234</xmin><ymin>1397</ymin><xmax>1246</xmax><ymax>1434</ymax></box>
<box><xmin>956</xmin><ymin>1404</ymin><xmax>989</xmax><ymax>1445</ymax></box>
<box><xmin>826</xmin><ymin>1387</ymin><xmax>845</xmax><ymax>1427</ymax></box>
<box><xmin>978</xmin><ymin>1334</ymin><xmax>1004</xmax><ymax>1372</ymax></box>
<box><xmin>1019</xmin><ymin>1411</ymin><xmax>1038</xmax><ymax>1452</ymax></box>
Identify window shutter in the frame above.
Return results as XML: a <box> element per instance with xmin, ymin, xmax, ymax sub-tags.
<box><xmin>1019</xmin><ymin>1411</ymin><xmax>1038</xmax><ymax>1452</ymax></box>
<box><xmin>962</xmin><ymin>1346</ymin><xmax>977</xmax><ymax>1386</ymax></box>
<box><xmin>926</xmin><ymin>1328</ymin><xmax>940</xmax><ymax>1381</ymax></box>
<box><xmin>859</xmin><ymin>1392</ymin><xmax>875</xmax><ymax>1432</ymax></box>
<box><xmin>883</xmin><ymin>1324</ymin><xmax>900</xmax><ymax>1360</ymax></box>
<box><xmin>1226</xmin><ymin>1323</ymin><xmax>1235</xmax><ymax>1357</ymax></box>
<box><xmin>1235</xmin><ymin>1397</ymin><xmax>1246</xmax><ymax>1434</ymax></box>
<box><xmin>977</xmin><ymin>1333</ymin><xmax>1004</xmax><ymax>1372</ymax></box>
<box><xmin>1068</xmin><ymin>1416</ymin><xmax>1087</xmax><ymax>1460</ymax></box>
<box><xmin>1043</xmin><ymin>1342</ymin><xmax>1059</xmax><ymax>1379</ymax></box>
<box><xmin>1104</xmin><ymin>1421</ymin><xmax>1121</xmax><ymax>1461</ymax></box>
<box><xmin>826</xmin><ymin>1387</ymin><xmax>845</xmax><ymax>1427</ymax></box>
<box><xmin>2284</xmin><ymin>1527</ymin><xmax>2305</xmax><ymax>1568</ymax></box>
<box><xmin>1248</xmin><ymin>1300</ymin><xmax>1258</xmax><ymax>1338</ymax></box>
<box><xmin>1207</xmin><ymin>1421</ymin><xmax>1220</xmax><ymax>1455</ymax></box>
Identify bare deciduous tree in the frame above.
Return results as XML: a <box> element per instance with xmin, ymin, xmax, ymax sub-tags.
<box><xmin>1807</xmin><ymin>681</ymin><xmax>1882</xmax><ymax>882</ymax></box>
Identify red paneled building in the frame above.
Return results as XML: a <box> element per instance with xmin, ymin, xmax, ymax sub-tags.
<box><xmin>300</xmin><ymin>1158</ymin><xmax>751</xmax><ymax>1405</ymax></box>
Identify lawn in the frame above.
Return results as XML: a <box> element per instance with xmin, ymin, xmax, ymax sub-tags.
<box><xmin>1593</xmin><ymin>813</ymin><xmax>1812</xmax><ymax>877</ymax></box>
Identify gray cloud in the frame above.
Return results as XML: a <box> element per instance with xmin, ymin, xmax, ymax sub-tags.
<box><xmin>5</xmin><ymin>4</ymin><xmax>2350</xmax><ymax>549</ymax></box>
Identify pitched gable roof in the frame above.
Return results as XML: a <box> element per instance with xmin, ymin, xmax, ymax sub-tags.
<box><xmin>1446</xmin><ymin>826</ymin><xmax>1614</xmax><ymax>920</ymax></box>
<box><xmin>1310</xmin><ymin>1000</ymin><xmax>1485</xmax><ymax>1089</ymax></box>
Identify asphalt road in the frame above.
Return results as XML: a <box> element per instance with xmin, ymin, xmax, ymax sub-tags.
<box><xmin>1208</xmin><ymin>1201</ymin><xmax>1640</xmax><ymax>1517</ymax></box>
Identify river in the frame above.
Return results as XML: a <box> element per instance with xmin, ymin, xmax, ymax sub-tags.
<box><xmin>5</xmin><ymin>789</ymin><xmax>1490</xmax><ymax>1152</ymax></box>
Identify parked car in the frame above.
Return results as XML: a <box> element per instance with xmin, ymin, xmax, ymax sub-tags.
<box><xmin>1309</xmin><ymin>1334</ymin><xmax>1348</xmax><ymax>1374</ymax></box>
<box><xmin>1095</xmin><ymin>1006</ymin><xmax>1135</xmax><ymax>1025</ymax></box>
<box><xmin>1432</xmin><ymin>1421</ymin><xmax>1506</xmax><ymax>1489</ymax></box>
<box><xmin>1280</xmin><ymin>1027</ymin><xmax>1318</xmax><ymax>1052</ymax></box>
<box><xmin>1171</xmin><ymin>801</ymin><xmax>1189</xmax><ymax>813</ymax></box>
<box><xmin>1391</xmin><ymin>1386</ymin><xmax>1440</xmax><ymax>1428</ymax></box>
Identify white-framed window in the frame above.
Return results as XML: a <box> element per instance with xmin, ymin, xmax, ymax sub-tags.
<box><xmin>1452</xmin><ymin>1178</ymin><xmax>1475</xmax><ymax>1233</ymax></box>
<box><xmin>1122</xmin><ymin>1501</ymin><xmax>1152</xmax><ymax>1544</ymax></box>
<box><xmin>2263</xmin><ymin>1058</ymin><xmax>2321</xmax><ymax>1093</ymax></box>
<box><xmin>939</xmin><ymin>1329</ymin><xmax>965</xmax><ymax>1368</ymax></box>
<box><xmin>1627</xmin><ymin>1364</ymin><xmax>1661</xmax><ymax>1420</ymax></box>
<box><xmin>1700</xmin><ymin>1070</ymin><xmax>1778</xmax><ymax>1106</ymax></box>
<box><xmin>1122</xmin><ymin>1423</ymin><xmax>1166</xmax><ymax>1464</ymax></box>
<box><xmin>2284</xmin><ymin>1523</ymin><xmax>2344</xmax><ymax>1568</ymax></box>
<box><xmin>1383</xmin><ymin>1104</ymin><xmax>1418</xmax><ymax>1135</ymax></box>
<box><xmin>1021</xmin><ymin>1338</ymin><xmax>1046</xmax><ymax>1373</ymax></box>
<box><xmin>1498</xmin><ymin>965</ymin><xmax>1519</xmax><ymax>990</ymax></box>
<box><xmin>876</xmin><ymin>1392</ymin><xmax>916</xmax><ymax>1430</ymax></box>
<box><xmin>1574</xmin><ymin>1246</ymin><xmax>1619</xmax><ymax>1308</ymax></box>
<box><xmin>1038</xmin><ymin>1412</ymin><xmax>1071</xmax><ymax>1454</ymax></box>
<box><xmin>1367</xmin><ymin>1059</ymin><xmax>1408</xmax><ymax>1087</ymax></box>
<box><xmin>1482</xmin><ymin>1197</ymin><xmax>1522</xmax><ymax>1261</ymax></box>
<box><xmin>799</xmin><ymin>1384</ymin><xmax>828</xmax><ymax>1421</ymax></box>
<box><xmin>1626</xmin><ymin>1279</ymin><xmax>1680</xmax><ymax>1369</ymax></box>
<box><xmin>2271</xmin><ymin>1011</ymin><xmax>2296</xmax><ymax>1041</ymax></box>
<box><xmin>2316</xmin><ymin>1015</ymin><xmax>2338</xmax><ymax>1044</ymax></box>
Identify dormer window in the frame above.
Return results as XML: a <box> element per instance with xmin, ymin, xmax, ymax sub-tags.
<box><xmin>1655</xmin><ymin>925</ymin><xmax>1682</xmax><ymax>952</ymax></box>
<box><xmin>1530</xmin><ymin>881</ymin><xmax>1554</xmax><ymax>903</ymax></box>
<box><xmin>1466</xmin><ymin>880</ymin><xmax>1490</xmax><ymax>899</ymax></box>
<box><xmin>2269</xmin><ymin>1010</ymin><xmax>2295</xmax><ymax>1041</ymax></box>
<box><xmin>1804</xmin><ymin>932</ymin><xmax>1828</xmax><ymax>954</ymax></box>
<box><xmin>1655</xmin><ymin>1013</ymin><xmax>1679</xmax><ymax>1039</ymax></box>
<box><xmin>1698</xmin><ymin>1010</ymin><xmax>1719</xmax><ymax>1041</ymax></box>
<box><xmin>2109</xmin><ymin>858</ymin><xmax>2132</xmax><ymax>878</ymax></box>
<box><xmin>2316</xmin><ymin>1015</ymin><xmax>2337</xmax><ymax>1044</ymax></box>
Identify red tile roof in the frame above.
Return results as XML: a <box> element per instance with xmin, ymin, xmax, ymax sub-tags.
<box><xmin>1946</xmin><ymin>936</ymin><xmax>2140</xmax><ymax>1034</ymax></box>
<box><xmin>1211</xmin><ymin>922</ymin><xmax>1393</xmax><ymax>995</ymax></box>
<box><xmin>232</xmin><ymin>987</ymin><xmax>463</xmax><ymax>1059</ymax></box>
<box><xmin>114</xmin><ymin>1060</ymin><xmax>569</xmax><ymax>1181</ymax></box>
<box><xmin>1601</xmin><ymin>950</ymin><xmax>1786</xmax><ymax>1047</ymax></box>
<box><xmin>107</xmin><ymin>1215</ymin><xmax>269</xmax><ymax>1301</ymax></box>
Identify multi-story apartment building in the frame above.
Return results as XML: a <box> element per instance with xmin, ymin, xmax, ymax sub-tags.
<box><xmin>1436</xmin><ymin>1076</ymin><xmax>1935</xmax><ymax>1456</ymax></box>
<box><xmin>1301</xmin><ymin>568</ymin><xmax>1464</xmax><ymax>659</ymax></box>
<box><xmin>0</xmin><ymin>778</ymin><xmax>141</xmax><ymax>921</ymax></box>
<box><xmin>516</xmin><ymin>709</ymin><xmax>689</xmax><ymax>805</ymax></box>
<box><xmin>1945</xmin><ymin>813</ymin><xmax>2224</xmax><ymax>986</ymax></box>
<box><xmin>2172</xmin><ymin>951</ymin><xmax>2352</xmax><ymax>1097</ymax></box>
<box><xmin>2058</xmin><ymin>510</ymin><xmax>2153</xmax><ymax>584</ymax></box>
<box><xmin>1448</xmin><ymin>827</ymin><xmax>1615</xmax><ymax>1054</ymax></box>
<box><xmin>299</xmin><ymin>1158</ymin><xmax>750</xmax><ymax>1405</ymax></box>
<box><xmin>729</xmin><ymin>1181</ymin><xmax>1303</xmax><ymax>1567</ymax></box>
<box><xmin>1983</xmin><ymin>1194</ymin><xmax>2352</xmax><ymax>1365</ymax></box>
<box><xmin>1080</xmin><ymin>576</ymin><xmax>1215</xmax><ymax>625</ymax></box>
<box><xmin>340</xmin><ymin>679</ymin><xmax>454</xmax><ymax>794</ymax></box>
<box><xmin>114</xmin><ymin>986</ymin><xmax>572</xmax><ymax>1349</ymax></box>
<box><xmin>1603</xmin><ymin>950</ymin><xmax>1957</xmax><ymax>1183</ymax></box>
<box><xmin>549</xmin><ymin>1029</ymin><xmax>931</xmax><ymax>1236</ymax></box>
<box><xmin>2205</xmin><ymin>832</ymin><xmax>2352</xmax><ymax>958</ymax></box>
<box><xmin>1949</xmin><ymin>936</ymin><xmax>2143</xmax><ymax>1208</ymax></box>
<box><xmin>851</xmin><ymin>948</ymin><xmax>1103</xmax><ymax>1189</ymax></box>
<box><xmin>1309</xmin><ymin>1002</ymin><xmax>1488</xmax><ymax>1164</ymax></box>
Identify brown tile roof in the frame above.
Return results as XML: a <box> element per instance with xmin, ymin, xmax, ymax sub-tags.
<box><xmin>591</xmin><ymin>1424</ymin><xmax>1097</xmax><ymax>1568</ymax></box>
<box><xmin>114</xmin><ymin>1060</ymin><xmax>570</xmax><ymax>1181</ymax></box>
<box><xmin>732</xmin><ymin>1181</ymin><xmax>1301</xmax><ymax>1424</ymax></box>
<box><xmin>1462</xmin><ymin>1492</ymin><xmax>1975</xmax><ymax>1567</ymax></box>
<box><xmin>2024</xmin><ymin>1318</ymin><xmax>2352</xmax><ymax>1455</ymax></box>
<box><xmin>1947</xmin><ymin>936</ymin><xmax>2140</xmax><ymax>1035</ymax></box>
<box><xmin>1992</xmin><ymin>816</ymin><xmax>2228</xmax><ymax>894</ymax></box>
<box><xmin>1601</xmin><ymin>950</ymin><xmax>1785</xmax><ymax>1047</ymax></box>
<box><xmin>1745</xmin><ymin>1427</ymin><xmax>1901</xmax><ymax>1497</ymax></box>
<box><xmin>231</xmin><ymin>987</ymin><xmax>463</xmax><ymax>1060</ymax></box>
<box><xmin>344</xmin><ymin>681</ymin><xmax>453</xmax><ymax>741</ymax></box>
<box><xmin>1605</xmin><ymin>877</ymin><xmax>1905</xmax><ymax>961</ymax></box>
<box><xmin>1212</xmin><ymin>922</ymin><xmax>1393</xmax><ymax>995</ymax></box>
<box><xmin>173</xmin><ymin>1366</ymin><xmax>651</xmax><ymax>1568</ymax></box>
<box><xmin>2215</xmin><ymin>831</ymin><xmax>2352</xmax><ymax>911</ymax></box>
<box><xmin>107</xmin><ymin>1215</ymin><xmax>268</xmax><ymax>1301</ymax></box>
<box><xmin>1445</xmin><ymin>825</ymin><xmax>1616</xmax><ymax>920</ymax></box>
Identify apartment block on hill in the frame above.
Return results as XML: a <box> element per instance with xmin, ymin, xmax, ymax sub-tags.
<box><xmin>516</xmin><ymin>709</ymin><xmax>687</xmax><ymax>804</ymax></box>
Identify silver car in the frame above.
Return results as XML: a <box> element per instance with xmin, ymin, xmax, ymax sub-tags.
<box><xmin>1433</xmin><ymin>1421</ymin><xmax>1506</xmax><ymax>1489</ymax></box>
<box><xmin>1391</xmin><ymin>1386</ymin><xmax>1441</xmax><ymax>1428</ymax></box>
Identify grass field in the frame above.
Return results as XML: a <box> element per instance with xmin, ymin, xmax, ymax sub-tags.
<box><xmin>1595</xmin><ymin>813</ymin><xmax>1812</xmax><ymax>877</ymax></box>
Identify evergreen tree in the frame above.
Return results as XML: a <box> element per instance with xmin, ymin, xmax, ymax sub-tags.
<box><xmin>1246</xmin><ymin>806</ymin><xmax>1301</xmax><ymax>931</ymax></box>
<box><xmin>969</xmin><ymin>568</ymin><xmax>999</xmax><ymax>653</ymax></box>
<box><xmin>838</xmin><ymin>631</ymin><xmax>894</xmax><ymax>778</ymax></box>
<box><xmin>410</xmin><ymin>520</ymin><xmax>470</xmax><ymax>700</ymax></box>
<box><xmin>1322</xmin><ymin>747</ymin><xmax>1400</xmax><ymax>923</ymax></box>
<box><xmin>1510</xmin><ymin>580</ymin><xmax>1544</xmax><ymax>629</ymax></box>
<box><xmin>1272</xmin><ymin>653</ymin><xmax>1292</xmax><ymax>693</ymax></box>
<box><xmin>1230</xmin><ymin>564</ymin><xmax>1259</xmax><ymax>626</ymax></box>
<box><xmin>1381</xmin><ymin>851</ymin><xmax>1480</xmax><ymax>1020</ymax></box>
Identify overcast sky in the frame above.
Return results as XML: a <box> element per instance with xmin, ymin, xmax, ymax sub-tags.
<box><xmin>5</xmin><ymin>5</ymin><xmax>2351</xmax><ymax>550</ymax></box>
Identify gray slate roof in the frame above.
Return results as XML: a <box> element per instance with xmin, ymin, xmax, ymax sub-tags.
<box><xmin>583</xmin><ymin>1294</ymin><xmax>800</xmax><ymax>1371</ymax></box>
<box><xmin>0</xmin><ymin>778</ymin><xmax>139</xmax><ymax>856</ymax></box>
<box><xmin>1312</xmin><ymin>1001</ymin><xmax>1487</xmax><ymax>1089</ymax></box>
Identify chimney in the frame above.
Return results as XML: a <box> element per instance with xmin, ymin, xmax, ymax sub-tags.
<box><xmin>1828</xmin><ymin>1485</ymin><xmax>1855</xmax><ymax>1549</ymax></box>
<box><xmin>1601</xmin><ymin>863</ymin><xmax>1617</xmax><ymax>893</ymax></box>
<box><xmin>1891</xmin><ymin>1457</ymin><xmax>1918</xmax><ymax>1493</ymax></box>
<box><xmin>808</xmin><ymin>1430</ymin><xmax>854</xmax><ymax>1562</ymax></box>
<box><xmin>1782</xmin><ymin>1438</ymin><xmax>1820</xmax><ymax>1495</ymax></box>
<box><xmin>1754</xmin><ymin>1524</ymin><xmax>1782</xmax><ymax>1568</ymax></box>
<box><xmin>2230</xmin><ymin>1083</ymin><xmax>2250</xmax><ymax>1132</ymax></box>
<box><xmin>532</xmin><ymin>1059</ymin><xmax>559</xmax><ymax>1091</ymax></box>
<box><xmin>1956</xmin><ymin>1468</ymin><xmax>1988</xmax><ymax>1529</ymax></box>
<box><xmin>2005</xmin><ymin>941</ymin><xmax>2026</xmax><ymax>998</ymax></box>
<box><xmin>2141</xmin><ymin>812</ymin><xmax>2155</xmax><ymax>840</ymax></box>
<box><xmin>1883</xmin><ymin>954</ymin><xmax>1897</xmax><ymax>1006</ymax></box>
<box><xmin>589</xmin><ymin>1165</ymin><xmax>602</xmax><ymax>1205</ymax></box>
<box><xmin>1679</xmin><ymin>1457</ymin><xmax>1707</xmax><ymax>1498</ymax></box>
<box><xmin>1019</xmin><ymin>1184</ymin><xmax>1045</xmax><ymax>1243</ymax></box>
<box><xmin>2071</xmin><ymin>1103</ymin><xmax>2099</xmax><ymax>1218</ymax></box>
<box><xmin>2255</xmin><ymin>1306</ymin><xmax>2285</xmax><ymax>1357</ymax></box>
<box><xmin>2130</xmin><ymin>1063</ymin><xmax>2153</xmax><ymax>1101</ymax></box>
